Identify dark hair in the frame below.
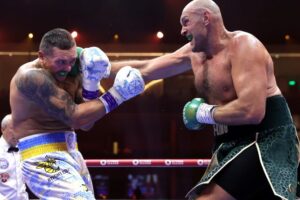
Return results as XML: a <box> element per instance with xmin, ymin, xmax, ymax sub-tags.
<box><xmin>39</xmin><ymin>28</ymin><xmax>76</xmax><ymax>56</ymax></box>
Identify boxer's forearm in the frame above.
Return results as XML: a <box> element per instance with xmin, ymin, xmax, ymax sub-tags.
<box><xmin>111</xmin><ymin>46</ymin><xmax>192</xmax><ymax>82</ymax></box>
<box><xmin>213</xmin><ymin>99</ymin><xmax>266</xmax><ymax>125</ymax></box>
<box><xmin>140</xmin><ymin>53</ymin><xmax>191</xmax><ymax>81</ymax></box>
<box><xmin>71</xmin><ymin>66</ymin><xmax>144</xmax><ymax>129</ymax></box>
<box><xmin>110</xmin><ymin>60</ymin><xmax>149</xmax><ymax>78</ymax></box>
<box><xmin>70</xmin><ymin>100</ymin><xmax>107</xmax><ymax>129</ymax></box>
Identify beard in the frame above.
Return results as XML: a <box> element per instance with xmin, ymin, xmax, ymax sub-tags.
<box><xmin>191</xmin><ymin>33</ymin><xmax>207</xmax><ymax>52</ymax></box>
<box><xmin>192</xmin><ymin>45</ymin><xmax>203</xmax><ymax>52</ymax></box>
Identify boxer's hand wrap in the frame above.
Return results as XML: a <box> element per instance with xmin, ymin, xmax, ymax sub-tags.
<box><xmin>183</xmin><ymin>98</ymin><xmax>216</xmax><ymax>130</ymax></box>
<box><xmin>99</xmin><ymin>66</ymin><xmax>145</xmax><ymax>113</ymax></box>
<box><xmin>80</xmin><ymin>47</ymin><xmax>111</xmax><ymax>101</ymax></box>
<box><xmin>196</xmin><ymin>101</ymin><xmax>217</xmax><ymax>124</ymax></box>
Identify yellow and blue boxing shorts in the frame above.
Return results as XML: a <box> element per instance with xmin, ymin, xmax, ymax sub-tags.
<box><xmin>19</xmin><ymin>132</ymin><xmax>95</xmax><ymax>200</ymax></box>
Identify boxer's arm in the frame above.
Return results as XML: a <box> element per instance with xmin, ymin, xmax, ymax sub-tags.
<box><xmin>15</xmin><ymin>69</ymin><xmax>108</xmax><ymax>129</ymax></box>
<box><xmin>111</xmin><ymin>43</ymin><xmax>193</xmax><ymax>82</ymax></box>
<box><xmin>213</xmin><ymin>35</ymin><xmax>268</xmax><ymax>125</ymax></box>
<box><xmin>75</xmin><ymin>80</ymin><xmax>95</xmax><ymax>131</ymax></box>
<box><xmin>72</xmin><ymin>46</ymin><xmax>111</xmax><ymax>130</ymax></box>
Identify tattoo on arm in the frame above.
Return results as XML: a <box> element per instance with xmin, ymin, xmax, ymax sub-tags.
<box><xmin>15</xmin><ymin>70</ymin><xmax>76</xmax><ymax>125</ymax></box>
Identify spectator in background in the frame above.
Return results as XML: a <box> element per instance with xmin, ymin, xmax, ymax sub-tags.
<box><xmin>0</xmin><ymin>114</ymin><xmax>29</xmax><ymax>200</ymax></box>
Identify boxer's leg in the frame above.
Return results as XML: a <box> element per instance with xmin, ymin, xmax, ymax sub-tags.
<box><xmin>211</xmin><ymin>145</ymin><xmax>280</xmax><ymax>200</ymax></box>
<box><xmin>22</xmin><ymin>151</ymin><xmax>95</xmax><ymax>200</ymax></box>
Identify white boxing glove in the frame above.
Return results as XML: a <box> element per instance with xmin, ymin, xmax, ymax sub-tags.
<box><xmin>80</xmin><ymin>47</ymin><xmax>111</xmax><ymax>101</ymax></box>
<box><xmin>99</xmin><ymin>66</ymin><xmax>145</xmax><ymax>113</ymax></box>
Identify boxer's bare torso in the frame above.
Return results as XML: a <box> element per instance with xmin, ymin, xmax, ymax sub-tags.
<box><xmin>189</xmin><ymin>31</ymin><xmax>281</xmax><ymax>105</ymax></box>
<box><xmin>10</xmin><ymin>59</ymin><xmax>81</xmax><ymax>139</ymax></box>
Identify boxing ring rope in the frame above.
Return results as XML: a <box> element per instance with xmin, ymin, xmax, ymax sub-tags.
<box><xmin>85</xmin><ymin>159</ymin><xmax>211</xmax><ymax>168</ymax></box>
<box><xmin>0</xmin><ymin>51</ymin><xmax>300</xmax><ymax>58</ymax></box>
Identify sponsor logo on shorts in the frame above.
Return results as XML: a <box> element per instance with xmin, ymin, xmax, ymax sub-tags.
<box><xmin>213</xmin><ymin>124</ymin><xmax>228</xmax><ymax>136</ymax></box>
<box><xmin>36</xmin><ymin>157</ymin><xmax>60</xmax><ymax>173</ymax></box>
<box><xmin>81</xmin><ymin>184</ymin><xmax>89</xmax><ymax>192</ymax></box>
<box><xmin>48</xmin><ymin>168</ymin><xmax>70</xmax><ymax>182</ymax></box>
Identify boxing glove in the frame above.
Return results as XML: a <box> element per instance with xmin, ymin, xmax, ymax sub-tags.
<box><xmin>183</xmin><ymin>98</ymin><xmax>216</xmax><ymax>130</ymax></box>
<box><xmin>99</xmin><ymin>66</ymin><xmax>145</xmax><ymax>113</ymax></box>
<box><xmin>80</xmin><ymin>47</ymin><xmax>111</xmax><ymax>101</ymax></box>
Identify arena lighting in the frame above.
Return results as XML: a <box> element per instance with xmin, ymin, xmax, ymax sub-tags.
<box><xmin>113</xmin><ymin>141</ymin><xmax>118</xmax><ymax>155</ymax></box>
<box><xmin>144</xmin><ymin>79</ymin><xmax>163</xmax><ymax>91</ymax></box>
<box><xmin>28</xmin><ymin>33</ymin><xmax>33</xmax><ymax>39</ymax></box>
<box><xmin>284</xmin><ymin>34</ymin><xmax>290</xmax><ymax>41</ymax></box>
<box><xmin>156</xmin><ymin>31</ymin><xmax>164</xmax><ymax>39</ymax></box>
<box><xmin>288</xmin><ymin>80</ymin><xmax>296</xmax><ymax>86</ymax></box>
<box><xmin>113</xmin><ymin>34</ymin><xmax>119</xmax><ymax>40</ymax></box>
<box><xmin>71</xmin><ymin>31</ymin><xmax>78</xmax><ymax>39</ymax></box>
<box><xmin>99</xmin><ymin>85</ymin><xmax>106</xmax><ymax>93</ymax></box>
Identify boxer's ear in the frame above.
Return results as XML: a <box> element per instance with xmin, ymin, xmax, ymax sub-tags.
<box><xmin>38</xmin><ymin>51</ymin><xmax>44</xmax><ymax>59</ymax></box>
<box><xmin>202</xmin><ymin>9</ymin><xmax>210</xmax><ymax>26</ymax></box>
<box><xmin>38</xmin><ymin>51</ymin><xmax>47</xmax><ymax>66</ymax></box>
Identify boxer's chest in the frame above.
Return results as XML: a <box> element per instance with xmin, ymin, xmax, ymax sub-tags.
<box><xmin>192</xmin><ymin>53</ymin><xmax>236</xmax><ymax>104</ymax></box>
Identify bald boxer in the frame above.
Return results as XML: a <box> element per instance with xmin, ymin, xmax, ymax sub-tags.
<box><xmin>0</xmin><ymin>114</ymin><xmax>29</xmax><ymax>200</ymax></box>
<box><xmin>111</xmin><ymin>0</ymin><xmax>299</xmax><ymax>199</ymax></box>
<box><xmin>10</xmin><ymin>28</ymin><xmax>144</xmax><ymax>199</ymax></box>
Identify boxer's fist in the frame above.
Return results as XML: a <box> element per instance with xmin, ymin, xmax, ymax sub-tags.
<box><xmin>80</xmin><ymin>47</ymin><xmax>111</xmax><ymax>100</ymax></box>
<box><xmin>99</xmin><ymin>66</ymin><xmax>145</xmax><ymax>113</ymax></box>
<box><xmin>113</xmin><ymin>66</ymin><xmax>145</xmax><ymax>101</ymax></box>
<box><xmin>183</xmin><ymin>98</ymin><xmax>205</xmax><ymax>130</ymax></box>
<box><xmin>183</xmin><ymin>98</ymin><xmax>216</xmax><ymax>130</ymax></box>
